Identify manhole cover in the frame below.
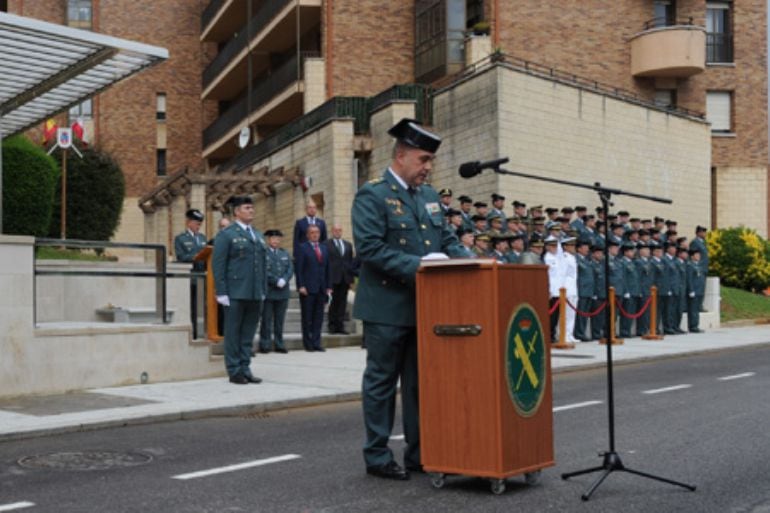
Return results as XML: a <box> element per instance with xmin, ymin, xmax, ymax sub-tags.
<box><xmin>18</xmin><ymin>451</ymin><xmax>152</xmax><ymax>471</ymax></box>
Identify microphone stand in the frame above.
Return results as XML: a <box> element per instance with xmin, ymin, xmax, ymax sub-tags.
<box><xmin>483</xmin><ymin>163</ymin><xmax>696</xmax><ymax>501</ymax></box>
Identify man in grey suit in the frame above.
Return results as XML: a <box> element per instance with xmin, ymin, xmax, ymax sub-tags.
<box><xmin>259</xmin><ymin>229</ymin><xmax>293</xmax><ymax>353</ymax></box>
<box><xmin>326</xmin><ymin>224</ymin><xmax>358</xmax><ymax>334</ymax></box>
<box><xmin>212</xmin><ymin>196</ymin><xmax>267</xmax><ymax>385</ymax></box>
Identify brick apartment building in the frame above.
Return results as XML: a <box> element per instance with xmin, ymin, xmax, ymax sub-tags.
<box><xmin>5</xmin><ymin>1</ymin><xmax>768</xmax><ymax>250</ymax></box>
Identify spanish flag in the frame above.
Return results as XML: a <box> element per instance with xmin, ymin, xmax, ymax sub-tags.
<box><xmin>42</xmin><ymin>119</ymin><xmax>57</xmax><ymax>144</ymax></box>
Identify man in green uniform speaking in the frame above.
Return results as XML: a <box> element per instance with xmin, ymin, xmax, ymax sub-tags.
<box><xmin>352</xmin><ymin>118</ymin><xmax>465</xmax><ymax>481</ymax></box>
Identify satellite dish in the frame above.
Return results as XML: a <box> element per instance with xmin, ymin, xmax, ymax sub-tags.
<box><xmin>237</xmin><ymin>126</ymin><xmax>250</xmax><ymax>149</ymax></box>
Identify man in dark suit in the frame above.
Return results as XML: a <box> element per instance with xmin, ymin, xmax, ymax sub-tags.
<box><xmin>212</xmin><ymin>196</ymin><xmax>267</xmax><ymax>385</ymax></box>
<box><xmin>296</xmin><ymin>224</ymin><xmax>332</xmax><ymax>352</ymax></box>
<box><xmin>293</xmin><ymin>200</ymin><xmax>327</xmax><ymax>257</ymax></box>
<box><xmin>325</xmin><ymin>224</ymin><xmax>358</xmax><ymax>334</ymax></box>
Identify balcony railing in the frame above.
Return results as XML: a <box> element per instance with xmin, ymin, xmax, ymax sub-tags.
<box><xmin>202</xmin><ymin>0</ymin><xmax>292</xmax><ymax>91</ymax></box>
<box><xmin>201</xmin><ymin>0</ymin><xmax>227</xmax><ymax>32</ymax></box>
<box><xmin>368</xmin><ymin>84</ymin><xmax>433</xmax><ymax>125</ymax></box>
<box><xmin>220</xmin><ymin>96</ymin><xmax>369</xmax><ymax>173</ymax></box>
<box><xmin>706</xmin><ymin>33</ymin><xmax>733</xmax><ymax>63</ymax></box>
<box><xmin>203</xmin><ymin>52</ymin><xmax>320</xmax><ymax>149</ymax></box>
<box><xmin>642</xmin><ymin>16</ymin><xmax>694</xmax><ymax>31</ymax></box>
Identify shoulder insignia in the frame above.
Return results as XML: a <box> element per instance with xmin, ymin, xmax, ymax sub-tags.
<box><xmin>368</xmin><ymin>177</ymin><xmax>384</xmax><ymax>184</ymax></box>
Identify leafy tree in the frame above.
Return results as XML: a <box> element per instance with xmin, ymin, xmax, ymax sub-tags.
<box><xmin>48</xmin><ymin>146</ymin><xmax>125</xmax><ymax>241</ymax></box>
<box><xmin>707</xmin><ymin>227</ymin><xmax>770</xmax><ymax>291</ymax></box>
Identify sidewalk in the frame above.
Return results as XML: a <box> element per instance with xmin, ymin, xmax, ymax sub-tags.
<box><xmin>0</xmin><ymin>325</ymin><xmax>768</xmax><ymax>441</ymax></box>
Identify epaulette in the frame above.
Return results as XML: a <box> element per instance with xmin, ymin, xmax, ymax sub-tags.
<box><xmin>368</xmin><ymin>177</ymin><xmax>384</xmax><ymax>185</ymax></box>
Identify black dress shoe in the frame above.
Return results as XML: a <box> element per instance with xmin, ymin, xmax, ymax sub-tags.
<box><xmin>229</xmin><ymin>374</ymin><xmax>248</xmax><ymax>385</ymax></box>
<box><xmin>405</xmin><ymin>464</ymin><xmax>424</xmax><ymax>473</ymax></box>
<box><xmin>675</xmin><ymin>329</ymin><xmax>687</xmax><ymax>334</ymax></box>
<box><xmin>689</xmin><ymin>328</ymin><xmax>703</xmax><ymax>333</ymax></box>
<box><xmin>664</xmin><ymin>330</ymin><xmax>677</xmax><ymax>335</ymax></box>
<box><xmin>338</xmin><ymin>330</ymin><xmax>350</xmax><ymax>335</ymax></box>
<box><xmin>258</xmin><ymin>348</ymin><xmax>270</xmax><ymax>354</ymax></box>
<box><xmin>275</xmin><ymin>347</ymin><xmax>288</xmax><ymax>354</ymax></box>
<box><xmin>245</xmin><ymin>375</ymin><xmax>262</xmax><ymax>384</ymax></box>
<box><xmin>366</xmin><ymin>461</ymin><xmax>410</xmax><ymax>480</ymax></box>
<box><xmin>315</xmin><ymin>347</ymin><xmax>326</xmax><ymax>352</ymax></box>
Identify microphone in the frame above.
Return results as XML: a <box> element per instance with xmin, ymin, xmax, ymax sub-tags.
<box><xmin>458</xmin><ymin>157</ymin><xmax>510</xmax><ymax>178</ymax></box>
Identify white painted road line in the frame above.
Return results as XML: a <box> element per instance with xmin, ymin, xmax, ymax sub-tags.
<box><xmin>552</xmin><ymin>400</ymin><xmax>603</xmax><ymax>412</ymax></box>
<box><xmin>172</xmin><ymin>454</ymin><xmax>301</xmax><ymax>481</ymax></box>
<box><xmin>642</xmin><ymin>384</ymin><xmax>692</xmax><ymax>395</ymax></box>
<box><xmin>718</xmin><ymin>372</ymin><xmax>756</xmax><ymax>381</ymax></box>
<box><xmin>0</xmin><ymin>502</ymin><xmax>35</xmax><ymax>512</ymax></box>
<box><xmin>389</xmin><ymin>434</ymin><xmax>405</xmax><ymax>441</ymax></box>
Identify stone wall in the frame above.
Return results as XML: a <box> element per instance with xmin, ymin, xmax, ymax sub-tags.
<box><xmin>715</xmin><ymin>166</ymin><xmax>769</xmax><ymax>236</ymax></box>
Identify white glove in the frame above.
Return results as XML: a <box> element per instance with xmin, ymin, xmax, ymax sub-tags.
<box><xmin>623</xmin><ymin>293</ymin><xmax>630</xmax><ymax>299</ymax></box>
<box><xmin>689</xmin><ymin>292</ymin><xmax>695</xmax><ymax>298</ymax></box>
<box><xmin>276</xmin><ymin>278</ymin><xmax>286</xmax><ymax>288</ymax></box>
<box><xmin>667</xmin><ymin>292</ymin><xmax>672</xmax><ymax>296</ymax></box>
<box><xmin>216</xmin><ymin>295</ymin><xmax>230</xmax><ymax>306</ymax></box>
<box><xmin>421</xmin><ymin>252</ymin><xmax>449</xmax><ymax>261</ymax></box>
<box><xmin>592</xmin><ymin>296</ymin><xmax>598</xmax><ymax>301</ymax></box>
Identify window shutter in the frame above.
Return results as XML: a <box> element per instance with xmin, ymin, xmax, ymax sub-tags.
<box><xmin>706</xmin><ymin>91</ymin><xmax>731</xmax><ymax>132</ymax></box>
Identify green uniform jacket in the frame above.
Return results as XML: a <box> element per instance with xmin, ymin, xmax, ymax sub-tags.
<box><xmin>651</xmin><ymin>257</ymin><xmax>668</xmax><ymax>295</ymax></box>
<box><xmin>622</xmin><ymin>256</ymin><xmax>641</xmax><ymax>297</ymax></box>
<box><xmin>686</xmin><ymin>260</ymin><xmax>706</xmax><ymax>296</ymax></box>
<box><xmin>663</xmin><ymin>254</ymin><xmax>680</xmax><ymax>296</ymax></box>
<box><xmin>174</xmin><ymin>231</ymin><xmax>207</xmax><ymax>263</ymax></box>
<box><xmin>265</xmin><ymin>247</ymin><xmax>293</xmax><ymax>300</ymax></box>
<box><xmin>352</xmin><ymin>171</ymin><xmax>465</xmax><ymax>327</ymax></box>
<box><xmin>636</xmin><ymin>257</ymin><xmax>654</xmax><ymax>297</ymax></box>
<box><xmin>689</xmin><ymin>237</ymin><xmax>709</xmax><ymax>271</ymax></box>
<box><xmin>212</xmin><ymin>223</ymin><xmax>268</xmax><ymax>301</ymax></box>
<box><xmin>608</xmin><ymin>255</ymin><xmax>626</xmax><ymax>296</ymax></box>
<box><xmin>576</xmin><ymin>254</ymin><xmax>594</xmax><ymax>298</ymax></box>
<box><xmin>592</xmin><ymin>258</ymin><xmax>606</xmax><ymax>299</ymax></box>
<box><xmin>506</xmin><ymin>251</ymin><xmax>522</xmax><ymax>264</ymax></box>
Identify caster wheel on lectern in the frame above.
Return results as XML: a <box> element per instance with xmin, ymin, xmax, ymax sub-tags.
<box><xmin>524</xmin><ymin>470</ymin><xmax>541</xmax><ymax>485</ymax></box>
<box><xmin>430</xmin><ymin>473</ymin><xmax>446</xmax><ymax>489</ymax></box>
<box><xmin>490</xmin><ymin>479</ymin><xmax>506</xmax><ymax>495</ymax></box>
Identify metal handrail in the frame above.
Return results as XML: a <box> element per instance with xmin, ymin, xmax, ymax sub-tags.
<box><xmin>203</xmin><ymin>52</ymin><xmax>318</xmax><ymax>148</ymax></box>
<box><xmin>642</xmin><ymin>16</ymin><xmax>694</xmax><ymax>30</ymax></box>
<box><xmin>201</xmin><ymin>0</ymin><xmax>227</xmax><ymax>32</ymax></box>
<box><xmin>34</xmin><ymin>238</ymin><xmax>170</xmax><ymax>325</ymax></box>
<box><xmin>202</xmin><ymin>0</ymin><xmax>292</xmax><ymax>90</ymax></box>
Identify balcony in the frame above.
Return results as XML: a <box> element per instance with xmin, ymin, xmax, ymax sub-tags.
<box><xmin>630</xmin><ymin>22</ymin><xmax>706</xmax><ymax>78</ymax></box>
<box><xmin>202</xmin><ymin>53</ymin><xmax>322</xmax><ymax>161</ymax></box>
<box><xmin>201</xmin><ymin>0</ymin><xmax>246</xmax><ymax>42</ymax></box>
<box><xmin>201</xmin><ymin>0</ymin><xmax>321</xmax><ymax>101</ymax></box>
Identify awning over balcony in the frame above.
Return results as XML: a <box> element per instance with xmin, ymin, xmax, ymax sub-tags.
<box><xmin>0</xmin><ymin>11</ymin><xmax>168</xmax><ymax>136</ymax></box>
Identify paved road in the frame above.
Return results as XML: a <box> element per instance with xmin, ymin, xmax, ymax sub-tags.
<box><xmin>1</xmin><ymin>345</ymin><xmax>769</xmax><ymax>513</ymax></box>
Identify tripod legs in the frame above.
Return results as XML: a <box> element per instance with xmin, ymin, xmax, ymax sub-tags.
<box><xmin>562</xmin><ymin>452</ymin><xmax>696</xmax><ymax>501</ymax></box>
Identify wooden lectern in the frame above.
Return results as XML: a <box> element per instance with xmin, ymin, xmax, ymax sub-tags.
<box><xmin>416</xmin><ymin>259</ymin><xmax>554</xmax><ymax>493</ymax></box>
<box><xmin>193</xmin><ymin>246</ymin><xmax>222</xmax><ymax>342</ymax></box>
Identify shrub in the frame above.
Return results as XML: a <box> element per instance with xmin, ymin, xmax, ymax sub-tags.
<box><xmin>707</xmin><ymin>227</ymin><xmax>770</xmax><ymax>291</ymax></box>
<box><xmin>1</xmin><ymin>135</ymin><xmax>59</xmax><ymax>236</ymax></box>
<box><xmin>48</xmin><ymin>146</ymin><xmax>125</xmax><ymax>242</ymax></box>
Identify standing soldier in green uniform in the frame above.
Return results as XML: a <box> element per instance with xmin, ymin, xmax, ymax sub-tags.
<box><xmin>258</xmin><ymin>229</ymin><xmax>293</xmax><ymax>354</ymax></box>
<box><xmin>212</xmin><ymin>196</ymin><xmax>267</xmax><ymax>385</ymax></box>
<box><xmin>635</xmin><ymin>242</ymin><xmax>654</xmax><ymax>337</ymax></box>
<box><xmin>607</xmin><ymin>240</ymin><xmax>625</xmax><ymax>337</ymax></box>
<box><xmin>687</xmin><ymin>248</ymin><xmax>706</xmax><ymax>332</ymax></box>
<box><xmin>619</xmin><ymin>242</ymin><xmax>640</xmax><ymax>338</ymax></box>
<box><xmin>649</xmin><ymin>241</ymin><xmax>666</xmax><ymax>334</ymax></box>
<box><xmin>574</xmin><ymin>240</ymin><xmax>594</xmax><ymax>341</ymax></box>
<box><xmin>662</xmin><ymin>242</ymin><xmax>681</xmax><ymax>334</ymax></box>
<box><xmin>353</xmin><ymin>118</ymin><xmax>465</xmax><ymax>481</ymax></box>
<box><xmin>175</xmin><ymin>209</ymin><xmax>207</xmax><ymax>339</ymax></box>
<box><xmin>689</xmin><ymin>225</ymin><xmax>709</xmax><ymax>313</ymax></box>
<box><xmin>458</xmin><ymin>195</ymin><xmax>474</xmax><ymax>232</ymax></box>
<box><xmin>590</xmin><ymin>245</ymin><xmax>607</xmax><ymax>340</ymax></box>
<box><xmin>675</xmin><ymin>247</ymin><xmax>689</xmax><ymax>333</ymax></box>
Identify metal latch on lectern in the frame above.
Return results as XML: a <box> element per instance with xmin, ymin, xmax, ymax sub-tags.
<box><xmin>433</xmin><ymin>325</ymin><xmax>482</xmax><ymax>337</ymax></box>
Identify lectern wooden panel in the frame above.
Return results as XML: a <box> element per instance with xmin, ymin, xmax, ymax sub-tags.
<box><xmin>193</xmin><ymin>246</ymin><xmax>222</xmax><ymax>342</ymax></box>
<box><xmin>416</xmin><ymin>260</ymin><xmax>554</xmax><ymax>480</ymax></box>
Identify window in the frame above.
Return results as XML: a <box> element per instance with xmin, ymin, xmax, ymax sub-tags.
<box><xmin>466</xmin><ymin>0</ymin><xmax>484</xmax><ymax>29</ymax></box>
<box><xmin>0</xmin><ymin>1</ymin><xmax>8</xmax><ymax>13</ymax></box>
<box><xmin>156</xmin><ymin>149</ymin><xmax>167</xmax><ymax>176</ymax></box>
<box><xmin>414</xmin><ymin>0</ymin><xmax>466</xmax><ymax>83</ymax></box>
<box><xmin>654</xmin><ymin>89</ymin><xmax>677</xmax><ymax>109</ymax></box>
<box><xmin>156</xmin><ymin>93</ymin><xmax>166</xmax><ymax>121</ymax></box>
<box><xmin>67</xmin><ymin>0</ymin><xmax>92</xmax><ymax>29</ymax></box>
<box><xmin>68</xmin><ymin>98</ymin><xmax>92</xmax><ymax>122</ymax></box>
<box><xmin>653</xmin><ymin>0</ymin><xmax>676</xmax><ymax>27</ymax></box>
<box><xmin>706</xmin><ymin>91</ymin><xmax>732</xmax><ymax>133</ymax></box>
<box><xmin>706</xmin><ymin>2</ymin><xmax>733</xmax><ymax>63</ymax></box>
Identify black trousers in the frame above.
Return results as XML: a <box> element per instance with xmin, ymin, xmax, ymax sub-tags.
<box><xmin>328</xmin><ymin>282</ymin><xmax>350</xmax><ymax>332</ymax></box>
<box><xmin>549</xmin><ymin>297</ymin><xmax>559</xmax><ymax>342</ymax></box>
<box><xmin>574</xmin><ymin>297</ymin><xmax>592</xmax><ymax>340</ymax></box>
<box><xmin>591</xmin><ymin>298</ymin><xmax>606</xmax><ymax>340</ymax></box>
<box><xmin>300</xmin><ymin>292</ymin><xmax>326</xmax><ymax>350</ymax></box>
<box><xmin>636</xmin><ymin>295</ymin><xmax>650</xmax><ymax>336</ymax></box>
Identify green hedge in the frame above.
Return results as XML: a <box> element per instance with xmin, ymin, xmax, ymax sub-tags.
<box><xmin>707</xmin><ymin>227</ymin><xmax>770</xmax><ymax>292</ymax></box>
<box><xmin>1</xmin><ymin>135</ymin><xmax>59</xmax><ymax>236</ymax></box>
<box><xmin>48</xmin><ymin>147</ymin><xmax>125</xmax><ymax>242</ymax></box>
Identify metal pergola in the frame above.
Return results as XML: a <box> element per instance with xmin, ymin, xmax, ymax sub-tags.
<box><xmin>0</xmin><ymin>11</ymin><xmax>169</xmax><ymax>233</ymax></box>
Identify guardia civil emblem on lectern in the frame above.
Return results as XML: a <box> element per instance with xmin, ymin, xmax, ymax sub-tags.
<box><xmin>505</xmin><ymin>303</ymin><xmax>547</xmax><ymax>417</ymax></box>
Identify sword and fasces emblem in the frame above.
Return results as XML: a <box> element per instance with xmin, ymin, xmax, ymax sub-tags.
<box><xmin>506</xmin><ymin>304</ymin><xmax>547</xmax><ymax>417</ymax></box>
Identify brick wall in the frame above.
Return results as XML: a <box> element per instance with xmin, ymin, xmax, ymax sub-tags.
<box><xmin>327</xmin><ymin>0</ymin><xmax>413</xmax><ymax>97</ymax></box>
